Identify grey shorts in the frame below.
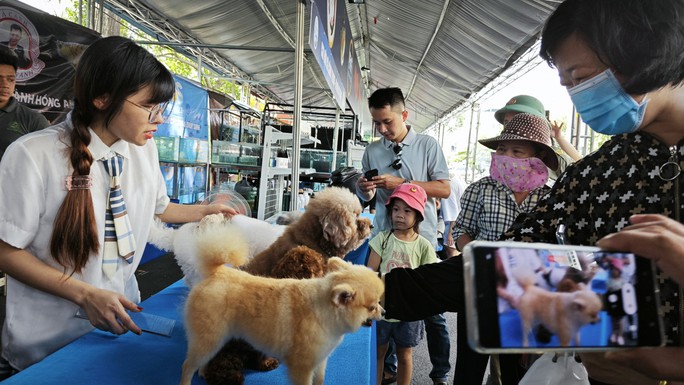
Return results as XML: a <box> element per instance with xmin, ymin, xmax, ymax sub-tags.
<box><xmin>376</xmin><ymin>320</ymin><xmax>424</xmax><ymax>348</ymax></box>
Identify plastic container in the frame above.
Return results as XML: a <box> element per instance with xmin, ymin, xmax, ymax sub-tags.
<box><xmin>211</xmin><ymin>140</ymin><xmax>240</xmax><ymax>164</ymax></box>
<box><xmin>155</xmin><ymin>136</ymin><xmax>179</xmax><ymax>162</ymax></box>
<box><xmin>178</xmin><ymin>138</ymin><xmax>208</xmax><ymax>163</ymax></box>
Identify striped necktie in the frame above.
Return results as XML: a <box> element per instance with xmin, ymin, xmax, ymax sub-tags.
<box><xmin>102</xmin><ymin>154</ymin><xmax>135</xmax><ymax>280</ymax></box>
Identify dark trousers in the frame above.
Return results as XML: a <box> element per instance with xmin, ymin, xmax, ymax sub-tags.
<box><xmin>454</xmin><ymin>309</ymin><xmax>489</xmax><ymax>384</ymax></box>
<box><xmin>497</xmin><ymin>354</ymin><xmax>527</xmax><ymax>385</ymax></box>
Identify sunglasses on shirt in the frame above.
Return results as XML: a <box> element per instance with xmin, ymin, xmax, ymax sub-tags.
<box><xmin>390</xmin><ymin>144</ymin><xmax>403</xmax><ymax>170</ymax></box>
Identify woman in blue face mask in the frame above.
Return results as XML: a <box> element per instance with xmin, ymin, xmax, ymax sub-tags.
<box><xmin>504</xmin><ymin>1</ymin><xmax>684</xmax><ymax>385</ymax></box>
<box><xmin>379</xmin><ymin>1</ymin><xmax>684</xmax><ymax>385</ymax></box>
<box><xmin>540</xmin><ymin>0</ymin><xmax>684</xmax><ymax>140</ymax></box>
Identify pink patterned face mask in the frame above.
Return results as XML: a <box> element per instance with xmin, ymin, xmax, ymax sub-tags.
<box><xmin>489</xmin><ymin>153</ymin><xmax>548</xmax><ymax>192</ymax></box>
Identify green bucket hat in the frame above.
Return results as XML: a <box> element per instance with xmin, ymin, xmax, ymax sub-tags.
<box><xmin>494</xmin><ymin>95</ymin><xmax>547</xmax><ymax>124</ymax></box>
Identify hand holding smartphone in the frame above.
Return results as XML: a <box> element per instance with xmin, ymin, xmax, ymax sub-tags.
<box><xmin>364</xmin><ymin>169</ymin><xmax>378</xmax><ymax>180</ymax></box>
<box><xmin>463</xmin><ymin>241</ymin><xmax>664</xmax><ymax>353</ymax></box>
<box><xmin>75</xmin><ymin>309</ymin><xmax>175</xmax><ymax>337</ymax></box>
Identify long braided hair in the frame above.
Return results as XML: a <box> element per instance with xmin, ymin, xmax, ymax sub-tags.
<box><xmin>49</xmin><ymin>36</ymin><xmax>174</xmax><ymax>274</ymax></box>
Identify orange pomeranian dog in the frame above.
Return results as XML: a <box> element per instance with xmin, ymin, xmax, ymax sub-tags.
<box><xmin>514</xmin><ymin>267</ymin><xmax>602</xmax><ymax>347</ymax></box>
<box><xmin>178</xmin><ymin>216</ymin><xmax>385</xmax><ymax>385</ymax></box>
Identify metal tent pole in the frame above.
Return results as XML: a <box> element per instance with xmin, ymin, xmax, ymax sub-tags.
<box><xmin>290</xmin><ymin>0</ymin><xmax>305</xmax><ymax>211</ymax></box>
<box><xmin>331</xmin><ymin>106</ymin><xmax>341</xmax><ymax>172</ymax></box>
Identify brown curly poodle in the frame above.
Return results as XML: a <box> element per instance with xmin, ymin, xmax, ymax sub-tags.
<box><xmin>203</xmin><ymin>186</ymin><xmax>372</xmax><ymax>385</ymax></box>
<box><xmin>244</xmin><ymin>186</ymin><xmax>372</xmax><ymax>278</ymax></box>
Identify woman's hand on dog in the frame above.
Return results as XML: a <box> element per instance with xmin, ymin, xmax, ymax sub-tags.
<box><xmin>80</xmin><ymin>287</ymin><xmax>143</xmax><ymax>335</ymax></box>
<box><xmin>157</xmin><ymin>202</ymin><xmax>238</xmax><ymax>224</ymax></box>
<box><xmin>201</xmin><ymin>204</ymin><xmax>239</xmax><ymax>219</ymax></box>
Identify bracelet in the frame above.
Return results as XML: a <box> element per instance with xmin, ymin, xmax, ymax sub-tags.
<box><xmin>402</xmin><ymin>179</ymin><xmax>411</xmax><ymax>184</ymax></box>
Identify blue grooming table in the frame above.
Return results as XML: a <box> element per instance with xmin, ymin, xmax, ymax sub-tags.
<box><xmin>2</xmin><ymin>280</ymin><xmax>375</xmax><ymax>385</ymax></box>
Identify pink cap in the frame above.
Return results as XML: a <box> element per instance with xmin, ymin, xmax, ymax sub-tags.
<box><xmin>386</xmin><ymin>183</ymin><xmax>427</xmax><ymax>219</ymax></box>
<box><xmin>609</xmin><ymin>258</ymin><xmax>624</xmax><ymax>270</ymax></box>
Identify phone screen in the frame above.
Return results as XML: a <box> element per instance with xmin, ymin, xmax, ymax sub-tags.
<box><xmin>364</xmin><ymin>169</ymin><xmax>378</xmax><ymax>180</ymax></box>
<box><xmin>464</xmin><ymin>241</ymin><xmax>664</xmax><ymax>352</ymax></box>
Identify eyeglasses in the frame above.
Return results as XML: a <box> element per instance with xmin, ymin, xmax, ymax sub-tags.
<box><xmin>390</xmin><ymin>144</ymin><xmax>403</xmax><ymax>170</ymax></box>
<box><xmin>125</xmin><ymin>99</ymin><xmax>172</xmax><ymax>123</ymax></box>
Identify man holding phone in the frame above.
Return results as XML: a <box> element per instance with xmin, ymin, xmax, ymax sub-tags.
<box><xmin>356</xmin><ymin>87</ymin><xmax>452</xmax><ymax>385</ymax></box>
<box><xmin>356</xmin><ymin>87</ymin><xmax>451</xmax><ymax>247</ymax></box>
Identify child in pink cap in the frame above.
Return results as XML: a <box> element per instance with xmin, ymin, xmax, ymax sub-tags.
<box><xmin>367</xmin><ymin>183</ymin><xmax>440</xmax><ymax>385</ymax></box>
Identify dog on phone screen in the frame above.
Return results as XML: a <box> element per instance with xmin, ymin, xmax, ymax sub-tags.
<box><xmin>513</xmin><ymin>267</ymin><xmax>602</xmax><ymax>347</ymax></box>
<box><xmin>178</xmin><ymin>217</ymin><xmax>385</xmax><ymax>385</ymax></box>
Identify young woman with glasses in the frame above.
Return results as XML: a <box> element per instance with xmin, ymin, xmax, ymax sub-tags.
<box><xmin>0</xmin><ymin>36</ymin><xmax>237</xmax><ymax>377</ymax></box>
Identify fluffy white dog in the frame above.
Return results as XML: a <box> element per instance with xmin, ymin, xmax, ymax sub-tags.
<box><xmin>148</xmin><ymin>214</ymin><xmax>287</xmax><ymax>287</ymax></box>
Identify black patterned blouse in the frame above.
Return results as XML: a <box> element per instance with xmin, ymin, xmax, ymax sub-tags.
<box><xmin>503</xmin><ymin>131</ymin><xmax>684</xmax><ymax>346</ymax></box>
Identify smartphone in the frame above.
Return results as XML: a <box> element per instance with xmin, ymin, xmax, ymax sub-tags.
<box><xmin>463</xmin><ymin>241</ymin><xmax>664</xmax><ymax>353</ymax></box>
<box><xmin>364</xmin><ymin>169</ymin><xmax>378</xmax><ymax>180</ymax></box>
<box><xmin>75</xmin><ymin>310</ymin><xmax>176</xmax><ymax>337</ymax></box>
<box><xmin>128</xmin><ymin>312</ymin><xmax>176</xmax><ymax>337</ymax></box>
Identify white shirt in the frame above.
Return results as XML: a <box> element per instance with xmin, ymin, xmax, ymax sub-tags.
<box><xmin>441</xmin><ymin>176</ymin><xmax>466</xmax><ymax>222</ymax></box>
<box><xmin>0</xmin><ymin>118</ymin><xmax>170</xmax><ymax>370</ymax></box>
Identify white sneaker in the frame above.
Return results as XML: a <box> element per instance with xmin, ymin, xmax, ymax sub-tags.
<box><xmin>610</xmin><ymin>334</ymin><xmax>617</xmax><ymax>343</ymax></box>
<box><xmin>617</xmin><ymin>336</ymin><xmax>625</xmax><ymax>345</ymax></box>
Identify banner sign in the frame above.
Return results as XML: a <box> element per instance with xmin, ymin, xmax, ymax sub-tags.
<box><xmin>157</xmin><ymin>75</ymin><xmax>209</xmax><ymax>140</ymax></box>
<box><xmin>345</xmin><ymin>41</ymin><xmax>365</xmax><ymax>116</ymax></box>
<box><xmin>309</xmin><ymin>0</ymin><xmax>366</xmax><ymax>118</ymax></box>
<box><xmin>309</xmin><ymin>0</ymin><xmax>346</xmax><ymax>109</ymax></box>
<box><xmin>0</xmin><ymin>0</ymin><xmax>100</xmax><ymax>123</ymax></box>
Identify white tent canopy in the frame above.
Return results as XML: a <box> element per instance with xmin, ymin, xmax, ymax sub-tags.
<box><xmin>104</xmin><ymin>0</ymin><xmax>561</xmax><ymax>133</ymax></box>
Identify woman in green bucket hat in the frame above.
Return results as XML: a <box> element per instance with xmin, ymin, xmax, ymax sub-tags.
<box><xmin>495</xmin><ymin>94</ymin><xmax>582</xmax><ymax>176</ymax></box>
